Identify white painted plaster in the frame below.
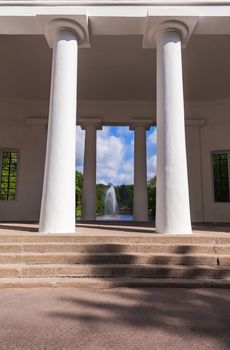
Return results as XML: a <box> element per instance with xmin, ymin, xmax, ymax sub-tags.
<box><xmin>0</xmin><ymin>121</ymin><xmax>46</xmax><ymax>221</ymax></box>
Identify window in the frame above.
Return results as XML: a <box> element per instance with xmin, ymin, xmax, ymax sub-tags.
<box><xmin>0</xmin><ymin>151</ymin><xmax>18</xmax><ymax>201</ymax></box>
<box><xmin>212</xmin><ymin>152</ymin><xmax>230</xmax><ymax>202</ymax></box>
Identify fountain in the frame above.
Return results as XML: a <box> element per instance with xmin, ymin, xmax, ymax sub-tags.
<box><xmin>104</xmin><ymin>185</ymin><xmax>118</xmax><ymax>217</ymax></box>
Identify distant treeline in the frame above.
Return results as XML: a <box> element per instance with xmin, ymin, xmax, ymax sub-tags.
<box><xmin>76</xmin><ymin>171</ymin><xmax>156</xmax><ymax>217</ymax></box>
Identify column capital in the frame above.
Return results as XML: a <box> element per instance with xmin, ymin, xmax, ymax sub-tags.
<box><xmin>129</xmin><ymin>118</ymin><xmax>153</xmax><ymax>131</ymax></box>
<box><xmin>79</xmin><ymin>118</ymin><xmax>102</xmax><ymax>130</ymax></box>
<box><xmin>37</xmin><ymin>14</ymin><xmax>90</xmax><ymax>48</ymax></box>
<box><xmin>143</xmin><ymin>16</ymin><xmax>198</xmax><ymax>49</ymax></box>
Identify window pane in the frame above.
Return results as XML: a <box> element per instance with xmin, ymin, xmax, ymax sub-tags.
<box><xmin>212</xmin><ymin>152</ymin><xmax>230</xmax><ymax>202</ymax></box>
<box><xmin>8</xmin><ymin>194</ymin><xmax>16</xmax><ymax>200</ymax></box>
<box><xmin>1</xmin><ymin>182</ymin><xmax>8</xmax><ymax>189</ymax></box>
<box><xmin>0</xmin><ymin>188</ymin><xmax>7</xmax><ymax>195</ymax></box>
<box><xmin>9</xmin><ymin>183</ymin><xmax>16</xmax><ymax>189</ymax></box>
<box><xmin>8</xmin><ymin>189</ymin><xmax>16</xmax><ymax>195</ymax></box>
<box><xmin>0</xmin><ymin>151</ymin><xmax>18</xmax><ymax>201</ymax></box>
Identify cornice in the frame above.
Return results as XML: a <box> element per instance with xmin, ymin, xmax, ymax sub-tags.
<box><xmin>1</xmin><ymin>1</ymin><xmax>230</xmax><ymax>6</ymax></box>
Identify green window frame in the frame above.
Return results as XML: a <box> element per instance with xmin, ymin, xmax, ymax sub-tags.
<box><xmin>0</xmin><ymin>151</ymin><xmax>18</xmax><ymax>201</ymax></box>
<box><xmin>212</xmin><ymin>152</ymin><xmax>230</xmax><ymax>202</ymax></box>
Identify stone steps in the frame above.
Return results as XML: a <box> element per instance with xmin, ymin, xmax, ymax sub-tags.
<box><xmin>0</xmin><ymin>263</ymin><xmax>230</xmax><ymax>279</ymax></box>
<box><xmin>1</xmin><ymin>234</ymin><xmax>230</xmax><ymax>244</ymax></box>
<box><xmin>0</xmin><ymin>242</ymin><xmax>227</xmax><ymax>254</ymax></box>
<box><xmin>0</xmin><ymin>233</ymin><xmax>230</xmax><ymax>287</ymax></box>
<box><xmin>0</xmin><ymin>277</ymin><xmax>230</xmax><ymax>289</ymax></box>
<box><xmin>0</xmin><ymin>252</ymin><xmax>227</xmax><ymax>265</ymax></box>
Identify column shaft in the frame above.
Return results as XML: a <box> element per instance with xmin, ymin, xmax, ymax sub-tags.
<box><xmin>133</xmin><ymin>126</ymin><xmax>148</xmax><ymax>221</ymax></box>
<box><xmin>82</xmin><ymin>125</ymin><xmax>97</xmax><ymax>221</ymax></box>
<box><xmin>39</xmin><ymin>30</ymin><xmax>78</xmax><ymax>233</ymax></box>
<box><xmin>156</xmin><ymin>30</ymin><xmax>191</xmax><ymax>233</ymax></box>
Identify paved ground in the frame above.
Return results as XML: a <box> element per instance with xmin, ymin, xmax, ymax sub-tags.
<box><xmin>1</xmin><ymin>221</ymin><xmax>230</xmax><ymax>237</ymax></box>
<box><xmin>0</xmin><ymin>287</ymin><xmax>229</xmax><ymax>350</ymax></box>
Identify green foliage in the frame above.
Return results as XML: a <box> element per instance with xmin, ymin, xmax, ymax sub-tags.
<box><xmin>148</xmin><ymin>176</ymin><xmax>156</xmax><ymax>217</ymax></box>
<box><xmin>115</xmin><ymin>184</ymin><xmax>133</xmax><ymax>213</ymax></box>
<box><xmin>148</xmin><ymin>187</ymin><xmax>156</xmax><ymax>216</ymax></box>
<box><xmin>75</xmin><ymin>171</ymin><xmax>83</xmax><ymax>217</ymax></box>
<box><xmin>96</xmin><ymin>184</ymin><xmax>107</xmax><ymax>215</ymax></box>
<box><xmin>148</xmin><ymin>176</ymin><xmax>156</xmax><ymax>188</ymax></box>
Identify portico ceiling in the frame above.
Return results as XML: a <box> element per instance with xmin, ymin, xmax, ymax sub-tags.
<box><xmin>0</xmin><ymin>33</ymin><xmax>230</xmax><ymax>118</ymax></box>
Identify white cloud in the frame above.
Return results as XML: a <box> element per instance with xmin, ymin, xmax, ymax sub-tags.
<box><xmin>147</xmin><ymin>127</ymin><xmax>157</xmax><ymax>180</ymax></box>
<box><xmin>147</xmin><ymin>127</ymin><xmax>157</xmax><ymax>144</ymax></box>
<box><xmin>75</xmin><ymin>126</ymin><xmax>85</xmax><ymax>173</ymax></box>
<box><xmin>96</xmin><ymin>130</ymin><xmax>126</xmax><ymax>185</ymax></box>
<box><xmin>76</xmin><ymin>126</ymin><xmax>157</xmax><ymax>185</ymax></box>
<box><xmin>114</xmin><ymin>126</ymin><xmax>130</xmax><ymax>137</ymax></box>
<box><xmin>147</xmin><ymin>154</ymin><xmax>157</xmax><ymax>180</ymax></box>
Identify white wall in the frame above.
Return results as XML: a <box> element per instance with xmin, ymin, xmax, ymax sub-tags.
<box><xmin>0</xmin><ymin>99</ymin><xmax>47</xmax><ymax>221</ymax></box>
<box><xmin>200</xmin><ymin>124</ymin><xmax>230</xmax><ymax>222</ymax></box>
<box><xmin>186</xmin><ymin>125</ymin><xmax>204</xmax><ymax>222</ymax></box>
<box><xmin>186</xmin><ymin>100</ymin><xmax>230</xmax><ymax>223</ymax></box>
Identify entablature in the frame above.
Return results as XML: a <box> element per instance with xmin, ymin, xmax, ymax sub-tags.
<box><xmin>2</xmin><ymin>3</ymin><xmax>230</xmax><ymax>38</ymax></box>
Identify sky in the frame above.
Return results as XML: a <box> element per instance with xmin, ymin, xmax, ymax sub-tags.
<box><xmin>76</xmin><ymin>125</ymin><xmax>157</xmax><ymax>186</ymax></box>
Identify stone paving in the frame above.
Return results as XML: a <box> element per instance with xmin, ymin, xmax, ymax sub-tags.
<box><xmin>0</xmin><ymin>221</ymin><xmax>230</xmax><ymax>236</ymax></box>
<box><xmin>0</xmin><ymin>287</ymin><xmax>229</xmax><ymax>350</ymax></box>
<box><xmin>0</xmin><ymin>222</ymin><xmax>229</xmax><ymax>349</ymax></box>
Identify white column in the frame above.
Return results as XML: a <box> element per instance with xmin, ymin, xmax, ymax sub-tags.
<box><xmin>133</xmin><ymin>125</ymin><xmax>148</xmax><ymax>221</ymax></box>
<box><xmin>156</xmin><ymin>27</ymin><xmax>192</xmax><ymax>234</ymax></box>
<box><xmin>82</xmin><ymin>124</ymin><xmax>97</xmax><ymax>221</ymax></box>
<box><xmin>39</xmin><ymin>29</ymin><xmax>78</xmax><ymax>233</ymax></box>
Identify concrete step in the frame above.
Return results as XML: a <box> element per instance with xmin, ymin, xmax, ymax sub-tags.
<box><xmin>0</xmin><ymin>252</ymin><xmax>226</xmax><ymax>265</ymax></box>
<box><xmin>0</xmin><ymin>242</ymin><xmax>225</xmax><ymax>254</ymax></box>
<box><xmin>0</xmin><ymin>263</ymin><xmax>230</xmax><ymax>278</ymax></box>
<box><xmin>0</xmin><ymin>277</ymin><xmax>230</xmax><ymax>289</ymax></box>
<box><xmin>1</xmin><ymin>234</ymin><xmax>230</xmax><ymax>244</ymax></box>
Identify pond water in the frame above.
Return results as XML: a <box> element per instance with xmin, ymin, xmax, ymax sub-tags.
<box><xmin>96</xmin><ymin>214</ymin><xmax>154</xmax><ymax>221</ymax></box>
<box><xmin>96</xmin><ymin>214</ymin><xmax>133</xmax><ymax>221</ymax></box>
<box><xmin>77</xmin><ymin>214</ymin><xmax>154</xmax><ymax>221</ymax></box>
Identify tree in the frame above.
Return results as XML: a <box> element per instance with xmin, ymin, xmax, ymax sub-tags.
<box><xmin>75</xmin><ymin>171</ymin><xmax>83</xmax><ymax>217</ymax></box>
<box><xmin>147</xmin><ymin>176</ymin><xmax>156</xmax><ymax>218</ymax></box>
<box><xmin>96</xmin><ymin>184</ymin><xmax>107</xmax><ymax>215</ymax></box>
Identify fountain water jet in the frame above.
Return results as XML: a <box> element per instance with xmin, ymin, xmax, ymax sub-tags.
<box><xmin>104</xmin><ymin>185</ymin><xmax>118</xmax><ymax>217</ymax></box>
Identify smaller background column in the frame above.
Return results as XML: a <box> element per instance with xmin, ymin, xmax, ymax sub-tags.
<box><xmin>81</xmin><ymin>121</ymin><xmax>101</xmax><ymax>221</ymax></box>
<box><xmin>131</xmin><ymin>120</ymin><xmax>152</xmax><ymax>222</ymax></box>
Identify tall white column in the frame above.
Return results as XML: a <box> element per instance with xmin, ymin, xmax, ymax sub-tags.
<box><xmin>133</xmin><ymin>124</ymin><xmax>148</xmax><ymax>221</ymax></box>
<box><xmin>156</xmin><ymin>26</ymin><xmax>192</xmax><ymax>234</ymax></box>
<box><xmin>39</xmin><ymin>29</ymin><xmax>78</xmax><ymax>233</ymax></box>
<box><xmin>82</xmin><ymin>124</ymin><xmax>98</xmax><ymax>221</ymax></box>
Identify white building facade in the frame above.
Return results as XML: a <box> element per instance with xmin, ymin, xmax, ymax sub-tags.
<box><xmin>0</xmin><ymin>0</ymin><xmax>230</xmax><ymax>233</ymax></box>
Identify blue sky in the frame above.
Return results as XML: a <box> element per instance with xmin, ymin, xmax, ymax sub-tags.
<box><xmin>76</xmin><ymin>126</ymin><xmax>157</xmax><ymax>185</ymax></box>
